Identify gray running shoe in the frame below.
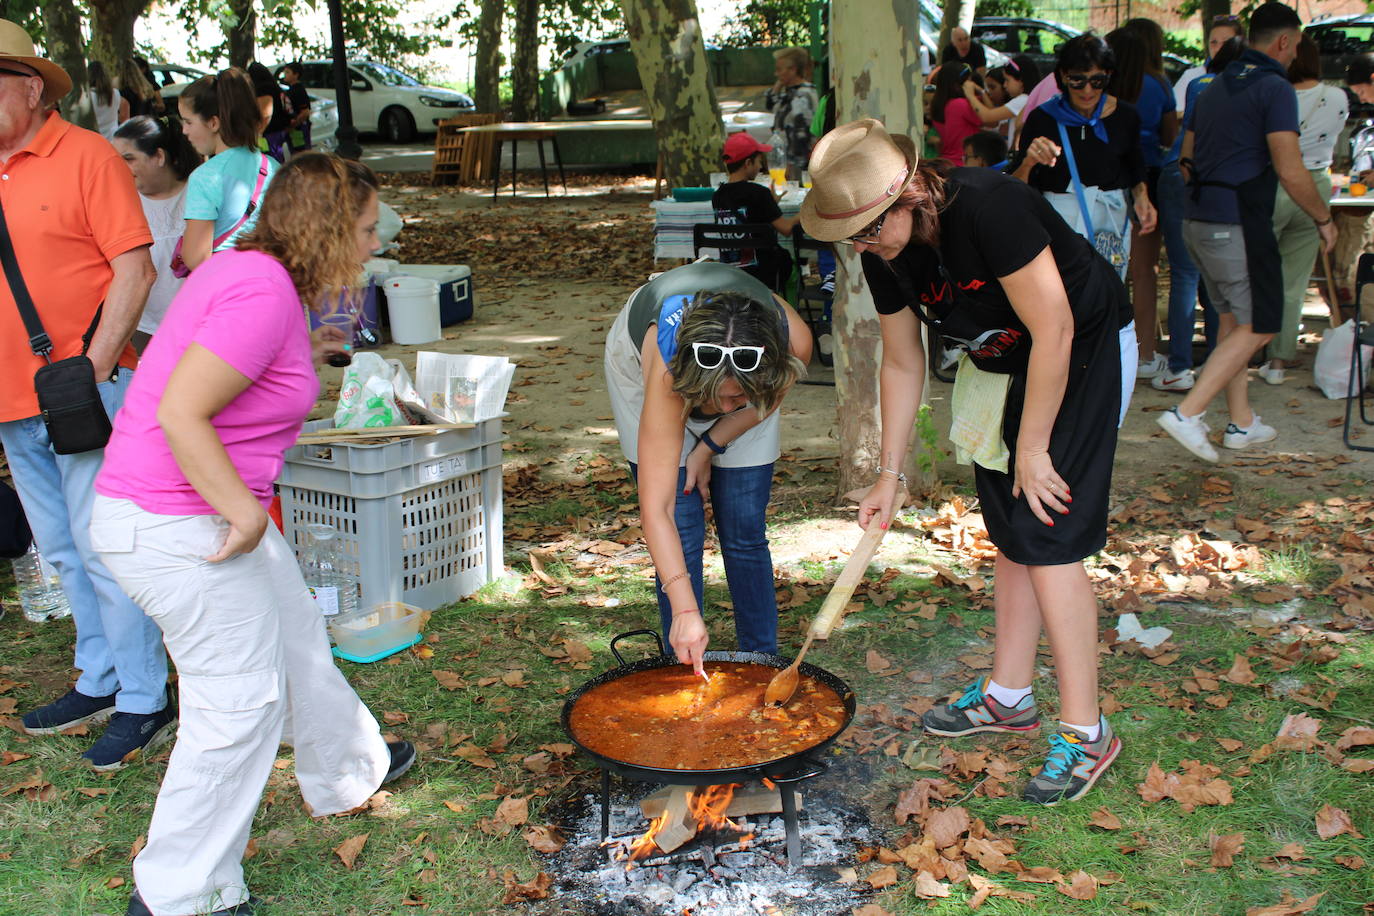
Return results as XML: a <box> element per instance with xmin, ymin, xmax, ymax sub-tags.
<box><xmin>921</xmin><ymin>678</ymin><xmax>1040</xmax><ymax>737</ymax></box>
<box><xmin>1022</xmin><ymin>716</ymin><xmax>1122</xmax><ymax>806</ymax></box>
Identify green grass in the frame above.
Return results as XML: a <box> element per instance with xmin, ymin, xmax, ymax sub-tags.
<box><xmin>1260</xmin><ymin>542</ymin><xmax>1342</xmax><ymax>589</ymax></box>
<box><xmin>0</xmin><ymin>529</ymin><xmax>1370</xmax><ymax>914</ymax></box>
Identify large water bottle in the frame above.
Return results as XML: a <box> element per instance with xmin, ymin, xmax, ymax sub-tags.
<box><xmin>12</xmin><ymin>543</ymin><xmax>71</xmax><ymax>623</ymax></box>
<box><xmin>302</xmin><ymin>523</ymin><xmax>358</xmax><ymax>618</ymax></box>
<box><xmin>767</xmin><ymin>129</ymin><xmax>789</xmax><ymax>187</ymax></box>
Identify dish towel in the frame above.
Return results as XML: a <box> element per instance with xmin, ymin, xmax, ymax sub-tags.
<box><xmin>949</xmin><ymin>355</ymin><xmax>1012</xmax><ymax>473</ymax></box>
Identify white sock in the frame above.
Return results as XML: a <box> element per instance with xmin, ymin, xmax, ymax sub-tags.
<box><xmin>985</xmin><ymin>679</ymin><xmax>1032</xmax><ymax>708</ymax></box>
<box><xmin>1060</xmin><ymin>719</ymin><xmax>1101</xmax><ymax>742</ymax></box>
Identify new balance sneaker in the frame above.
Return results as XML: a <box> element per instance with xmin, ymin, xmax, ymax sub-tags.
<box><xmin>1257</xmin><ymin>364</ymin><xmax>1285</xmax><ymax>385</ymax></box>
<box><xmin>21</xmin><ymin>688</ymin><xmax>116</xmax><ymax>735</ymax></box>
<box><xmin>1222</xmin><ymin>415</ymin><xmax>1277</xmax><ymax>450</ymax></box>
<box><xmin>921</xmin><ymin>678</ymin><xmax>1040</xmax><ymax>737</ymax></box>
<box><xmin>1136</xmin><ymin>352</ymin><xmax>1168</xmax><ymax>379</ymax></box>
<box><xmin>1151</xmin><ymin>368</ymin><xmax>1195</xmax><ymax>392</ymax></box>
<box><xmin>1022</xmin><ymin>717</ymin><xmax>1122</xmax><ymax>805</ymax></box>
<box><xmin>127</xmin><ymin>890</ymin><xmax>257</xmax><ymax>915</ymax></box>
<box><xmin>382</xmin><ymin>739</ymin><xmax>417</xmax><ymax>785</ymax></box>
<box><xmin>82</xmin><ymin>706</ymin><xmax>178</xmax><ymax>771</ymax></box>
<box><xmin>1157</xmin><ymin>406</ymin><xmax>1219</xmax><ymax>462</ymax></box>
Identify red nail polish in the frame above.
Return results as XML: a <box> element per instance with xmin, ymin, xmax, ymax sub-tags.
<box><xmin>881</xmin><ymin>522</ymin><xmax>888</xmax><ymax>530</ymax></box>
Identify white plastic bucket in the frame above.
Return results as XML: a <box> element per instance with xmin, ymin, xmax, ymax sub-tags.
<box><xmin>385</xmin><ymin>275</ymin><xmax>442</xmax><ymax>345</ymax></box>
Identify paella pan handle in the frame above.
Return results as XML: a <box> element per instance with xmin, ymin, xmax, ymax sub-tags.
<box><xmin>770</xmin><ymin>757</ymin><xmax>829</xmax><ymax>784</ymax></box>
<box><xmin>609</xmin><ymin>628</ymin><xmax>667</xmax><ymax>666</ymax></box>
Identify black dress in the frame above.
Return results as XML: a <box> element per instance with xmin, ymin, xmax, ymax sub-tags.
<box><xmin>863</xmin><ymin>167</ymin><xmax>1131</xmax><ymax>565</ymax></box>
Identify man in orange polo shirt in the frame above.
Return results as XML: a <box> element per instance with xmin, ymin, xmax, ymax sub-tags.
<box><xmin>0</xmin><ymin>21</ymin><xmax>172</xmax><ymax>770</ymax></box>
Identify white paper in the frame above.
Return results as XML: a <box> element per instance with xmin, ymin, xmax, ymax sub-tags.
<box><xmin>413</xmin><ymin>352</ymin><xmax>515</xmax><ymax>423</ymax></box>
<box><xmin>1115</xmin><ymin>613</ymin><xmax>1172</xmax><ymax>649</ymax></box>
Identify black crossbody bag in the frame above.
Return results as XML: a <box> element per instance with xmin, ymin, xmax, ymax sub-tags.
<box><xmin>0</xmin><ymin>197</ymin><xmax>112</xmax><ymax>455</ymax></box>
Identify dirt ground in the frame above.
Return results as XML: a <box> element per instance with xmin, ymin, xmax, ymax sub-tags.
<box><xmin>321</xmin><ymin>174</ymin><xmax>1374</xmax><ymax>567</ymax></box>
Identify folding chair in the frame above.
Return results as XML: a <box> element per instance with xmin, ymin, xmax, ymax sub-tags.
<box><xmin>790</xmin><ymin>226</ymin><xmax>834</xmax><ymax>368</ymax></box>
<box><xmin>1343</xmin><ymin>252</ymin><xmax>1374</xmax><ymax>452</ymax></box>
<box><xmin>692</xmin><ymin>222</ymin><xmax>779</xmax><ymax>261</ymax></box>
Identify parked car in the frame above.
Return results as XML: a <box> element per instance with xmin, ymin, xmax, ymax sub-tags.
<box><xmin>278</xmin><ymin>60</ymin><xmax>475</xmax><ymax>143</ymax></box>
<box><xmin>971</xmin><ymin>17</ymin><xmax>1193</xmax><ymax>84</ymax></box>
<box><xmin>156</xmin><ymin>71</ymin><xmax>339</xmax><ymax>152</ymax></box>
<box><xmin>146</xmin><ymin>63</ymin><xmax>208</xmax><ymax>88</ymax></box>
<box><xmin>561</xmin><ymin>38</ymin><xmax>632</xmax><ymax>70</ymax></box>
<box><xmin>916</xmin><ymin>0</ymin><xmax>1008</xmax><ymax>72</ymax></box>
<box><xmin>1306</xmin><ymin>14</ymin><xmax>1373</xmax><ymax>83</ymax></box>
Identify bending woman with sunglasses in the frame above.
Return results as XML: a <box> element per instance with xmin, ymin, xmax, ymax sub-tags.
<box><xmin>604</xmin><ymin>261</ymin><xmax>811</xmax><ymax>671</ymax></box>
<box><xmin>802</xmin><ymin>119</ymin><xmax>1135</xmax><ymax>806</ymax></box>
<box><xmin>1014</xmin><ymin>34</ymin><xmax>1156</xmax><ymax>281</ymax></box>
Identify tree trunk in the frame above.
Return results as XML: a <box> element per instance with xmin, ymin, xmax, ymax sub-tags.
<box><xmin>937</xmin><ymin>0</ymin><xmax>975</xmax><ymax>67</ymax></box>
<box><xmin>829</xmin><ymin>0</ymin><xmax>928</xmax><ymax>496</ymax></box>
<box><xmin>510</xmin><ymin>0</ymin><xmax>540</xmax><ymax>121</ymax></box>
<box><xmin>473</xmin><ymin>0</ymin><xmax>505</xmax><ymax>115</ymax></box>
<box><xmin>619</xmin><ymin>0</ymin><xmax>723</xmax><ymax>188</ymax></box>
<box><xmin>86</xmin><ymin>0</ymin><xmax>148</xmax><ymax>70</ymax></box>
<box><xmin>38</xmin><ymin>0</ymin><xmax>94</xmax><ymax>130</ymax></box>
<box><xmin>226</xmin><ymin>0</ymin><xmax>256</xmax><ymax>69</ymax></box>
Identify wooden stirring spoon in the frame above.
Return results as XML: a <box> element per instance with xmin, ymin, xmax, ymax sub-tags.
<box><xmin>764</xmin><ymin>487</ymin><xmax>906</xmax><ymax>706</ymax></box>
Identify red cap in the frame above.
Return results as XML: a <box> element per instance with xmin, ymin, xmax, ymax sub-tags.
<box><xmin>723</xmin><ymin>131</ymin><xmax>772</xmax><ymax>164</ymax></box>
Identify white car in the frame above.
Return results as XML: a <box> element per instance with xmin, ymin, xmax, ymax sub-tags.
<box><xmin>279</xmin><ymin>60</ymin><xmax>475</xmax><ymax>143</ymax></box>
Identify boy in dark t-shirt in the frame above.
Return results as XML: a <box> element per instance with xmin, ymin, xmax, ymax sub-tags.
<box><xmin>281</xmin><ymin>62</ymin><xmax>313</xmax><ymax>153</ymax></box>
<box><xmin>710</xmin><ymin>133</ymin><xmax>798</xmax><ymax>294</ymax></box>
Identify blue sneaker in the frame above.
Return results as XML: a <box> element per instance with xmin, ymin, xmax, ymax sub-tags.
<box><xmin>1022</xmin><ymin>717</ymin><xmax>1122</xmax><ymax>805</ymax></box>
<box><xmin>83</xmin><ymin>705</ymin><xmax>177</xmax><ymax>771</ymax></box>
<box><xmin>22</xmin><ymin>688</ymin><xmax>117</xmax><ymax>735</ymax></box>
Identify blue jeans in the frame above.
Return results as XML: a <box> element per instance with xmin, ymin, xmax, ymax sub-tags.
<box><xmin>0</xmin><ymin>373</ymin><xmax>167</xmax><ymax>713</ymax></box>
<box><xmin>1159</xmin><ymin>162</ymin><xmax>1219</xmax><ymax>372</ymax></box>
<box><xmin>630</xmin><ymin>463</ymin><xmax>779</xmax><ymax>655</ymax></box>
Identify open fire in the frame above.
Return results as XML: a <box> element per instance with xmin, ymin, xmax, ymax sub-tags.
<box><xmin>623</xmin><ymin>784</ymin><xmax>757</xmax><ymax>862</ymax></box>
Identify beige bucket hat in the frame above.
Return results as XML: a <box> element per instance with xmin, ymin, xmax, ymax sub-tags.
<box><xmin>0</xmin><ymin>19</ymin><xmax>72</xmax><ymax>104</ymax></box>
<box><xmin>799</xmin><ymin>119</ymin><xmax>917</xmax><ymax>242</ymax></box>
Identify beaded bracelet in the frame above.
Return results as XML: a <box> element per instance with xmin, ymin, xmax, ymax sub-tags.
<box><xmin>660</xmin><ymin>571</ymin><xmax>688</xmax><ymax>589</ymax></box>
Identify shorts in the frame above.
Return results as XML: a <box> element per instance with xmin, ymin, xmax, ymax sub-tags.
<box><xmin>1182</xmin><ymin>219</ymin><xmax>1279</xmax><ymax>332</ymax></box>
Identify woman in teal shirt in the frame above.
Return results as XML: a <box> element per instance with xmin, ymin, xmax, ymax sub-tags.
<box><xmin>178</xmin><ymin>69</ymin><xmax>279</xmax><ymax>272</ymax></box>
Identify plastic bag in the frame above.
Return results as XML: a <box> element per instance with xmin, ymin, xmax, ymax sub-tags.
<box><xmin>1313</xmin><ymin>320</ymin><xmax>1374</xmax><ymax>399</ymax></box>
<box><xmin>334</xmin><ymin>352</ymin><xmax>403</xmax><ymax>428</ymax></box>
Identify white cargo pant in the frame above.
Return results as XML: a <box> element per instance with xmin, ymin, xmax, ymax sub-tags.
<box><xmin>91</xmin><ymin>495</ymin><xmax>390</xmax><ymax>916</ymax></box>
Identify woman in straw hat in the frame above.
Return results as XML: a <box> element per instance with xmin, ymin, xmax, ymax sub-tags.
<box><xmin>801</xmin><ymin>119</ymin><xmax>1136</xmax><ymax>806</ymax></box>
<box><xmin>603</xmin><ymin>261</ymin><xmax>811</xmax><ymax>673</ymax></box>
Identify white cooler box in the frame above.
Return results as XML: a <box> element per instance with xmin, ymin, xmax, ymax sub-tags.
<box><xmin>394</xmin><ymin>264</ymin><xmax>473</xmax><ymax>326</ymax></box>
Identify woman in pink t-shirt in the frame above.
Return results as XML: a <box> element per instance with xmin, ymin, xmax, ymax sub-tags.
<box><xmin>930</xmin><ymin>62</ymin><xmax>985</xmax><ymax>166</ymax></box>
<box><xmin>91</xmin><ymin>153</ymin><xmax>413</xmax><ymax>916</ymax></box>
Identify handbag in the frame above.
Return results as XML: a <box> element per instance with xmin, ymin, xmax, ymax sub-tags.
<box><xmin>169</xmin><ymin>152</ymin><xmax>271</xmax><ymax>278</ymax></box>
<box><xmin>0</xmin><ymin>197</ymin><xmax>113</xmax><ymax>455</ymax></box>
<box><xmin>1056</xmin><ymin>121</ymin><xmax>1132</xmax><ymax>280</ymax></box>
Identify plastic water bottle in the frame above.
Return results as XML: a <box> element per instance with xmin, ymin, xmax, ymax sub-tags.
<box><xmin>12</xmin><ymin>544</ymin><xmax>71</xmax><ymax>623</ymax></box>
<box><xmin>767</xmin><ymin>130</ymin><xmax>788</xmax><ymax>187</ymax></box>
<box><xmin>302</xmin><ymin>523</ymin><xmax>358</xmax><ymax>618</ymax></box>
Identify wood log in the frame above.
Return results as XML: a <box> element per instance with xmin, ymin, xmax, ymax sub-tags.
<box><xmin>646</xmin><ymin>784</ymin><xmax>697</xmax><ymax>854</ymax></box>
<box><xmin>639</xmin><ymin>784</ymin><xmax>802</xmax><ymax>820</ymax></box>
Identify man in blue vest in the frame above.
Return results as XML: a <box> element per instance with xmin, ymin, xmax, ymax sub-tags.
<box><xmin>1159</xmin><ymin>2</ymin><xmax>1336</xmax><ymax>462</ymax></box>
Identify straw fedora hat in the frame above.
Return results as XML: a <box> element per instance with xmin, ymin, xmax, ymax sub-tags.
<box><xmin>799</xmin><ymin>119</ymin><xmax>917</xmax><ymax>242</ymax></box>
<box><xmin>0</xmin><ymin>19</ymin><xmax>72</xmax><ymax>104</ymax></box>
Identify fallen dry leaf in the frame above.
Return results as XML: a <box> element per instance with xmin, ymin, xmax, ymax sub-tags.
<box><xmin>1276</xmin><ymin>713</ymin><xmax>1322</xmax><ymax>740</ymax></box>
<box><xmin>1315</xmin><ymin>804</ymin><xmax>1362</xmax><ymax>840</ymax></box>
<box><xmin>0</xmin><ymin>751</ymin><xmax>30</xmax><ymax>766</ymax></box>
<box><xmin>500</xmin><ymin>669</ymin><xmax>528</xmax><ymax>688</ymax></box>
<box><xmin>333</xmin><ymin>833</ymin><xmax>368</xmax><ymax>869</ymax></box>
<box><xmin>500</xmin><ymin>870</ymin><xmax>552</xmax><ymax>904</ymax></box>
<box><xmin>865</xmin><ymin>649</ymin><xmax>892</xmax><ymax>674</ymax></box>
<box><xmin>522</xmin><ymin>825</ymin><xmax>564</xmax><ymax>854</ymax></box>
<box><xmin>495</xmin><ymin>796</ymin><xmax>529</xmax><ymax>828</ymax></box>
<box><xmin>1222</xmin><ymin>654</ymin><xmax>1257</xmax><ymax>685</ymax></box>
<box><xmin>866</xmin><ymin>864</ymin><xmax>899</xmax><ymax>889</ymax></box>
<box><xmin>432</xmin><ymin>670</ymin><xmax>466</xmax><ymax>691</ymax></box>
<box><xmin>924</xmin><ymin>805</ymin><xmax>970</xmax><ymax>849</ymax></box>
<box><xmin>1217</xmin><ymin>738</ymin><xmax>1245</xmax><ymax>753</ymax></box>
<box><xmin>1056</xmin><ymin>870</ymin><xmax>1098</xmax><ymax>900</ymax></box>
<box><xmin>1335</xmin><ymin>726</ymin><xmax>1374</xmax><ymax>751</ymax></box>
<box><xmin>1334</xmin><ymin>854</ymin><xmax>1365</xmax><ymax>869</ymax></box>
<box><xmin>852</xmin><ymin>905</ymin><xmax>893</xmax><ymax>916</ymax></box>
<box><xmin>442</xmin><ymin>800</ymin><xmax>467</xmax><ymax>813</ymax></box>
<box><xmin>453</xmin><ymin>745</ymin><xmax>496</xmax><ymax>769</ymax></box>
<box><xmin>1089</xmin><ymin>806</ymin><xmax>1122</xmax><ymax>831</ymax></box>
<box><xmin>1209</xmin><ymin>832</ymin><xmax>1245</xmax><ymax>867</ymax></box>
<box><xmin>1245</xmin><ymin>891</ymin><xmax>1324</xmax><ymax>916</ymax></box>
<box><xmin>913</xmin><ymin>870</ymin><xmax>950</xmax><ymax>898</ymax></box>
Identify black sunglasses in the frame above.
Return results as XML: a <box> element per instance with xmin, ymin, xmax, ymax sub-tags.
<box><xmin>1063</xmin><ymin>72</ymin><xmax>1110</xmax><ymax>90</ymax></box>
<box><xmin>842</xmin><ymin>210</ymin><xmax>887</xmax><ymax>245</ymax></box>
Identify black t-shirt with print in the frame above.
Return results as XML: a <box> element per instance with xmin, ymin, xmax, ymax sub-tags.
<box><xmin>862</xmin><ymin>167</ymin><xmax>1130</xmax><ymax>373</ymax></box>
<box><xmin>286</xmin><ymin>84</ymin><xmax>311</xmax><ymax>121</ymax></box>
<box><xmin>1017</xmin><ymin>101</ymin><xmax>1145</xmax><ymax>193</ymax></box>
<box><xmin>711</xmin><ymin>180</ymin><xmax>783</xmax><ymax>268</ymax></box>
<box><xmin>941</xmin><ymin>42</ymin><xmax>987</xmax><ymax>71</ymax></box>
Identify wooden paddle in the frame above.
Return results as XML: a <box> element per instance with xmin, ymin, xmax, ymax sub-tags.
<box><xmin>763</xmin><ymin>485</ymin><xmax>907</xmax><ymax>707</ymax></box>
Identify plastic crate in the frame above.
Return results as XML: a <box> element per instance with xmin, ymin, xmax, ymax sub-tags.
<box><xmin>278</xmin><ymin>418</ymin><xmax>505</xmax><ymax>609</ymax></box>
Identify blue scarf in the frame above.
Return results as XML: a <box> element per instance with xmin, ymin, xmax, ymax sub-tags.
<box><xmin>1039</xmin><ymin>91</ymin><xmax>1109</xmax><ymax>144</ymax></box>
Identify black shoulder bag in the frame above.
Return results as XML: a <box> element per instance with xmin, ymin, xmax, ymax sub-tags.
<box><xmin>0</xmin><ymin>197</ymin><xmax>113</xmax><ymax>455</ymax></box>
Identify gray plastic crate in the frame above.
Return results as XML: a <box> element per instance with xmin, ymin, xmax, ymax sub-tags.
<box><xmin>277</xmin><ymin>419</ymin><xmax>505</xmax><ymax>609</ymax></box>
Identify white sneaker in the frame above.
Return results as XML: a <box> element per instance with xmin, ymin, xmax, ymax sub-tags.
<box><xmin>1222</xmin><ymin>415</ymin><xmax>1277</xmax><ymax>450</ymax></box>
<box><xmin>1151</xmin><ymin>368</ymin><xmax>1196</xmax><ymax>391</ymax></box>
<box><xmin>1257</xmin><ymin>364</ymin><xmax>1285</xmax><ymax>385</ymax></box>
<box><xmin>1157</xmin><ymin>407</ymin><xmax>1219</xmax><ymax>462</ymax></box>
<box><xmin>1136</xmin><ymin>353</ymin><xmax>1168</xmax><ymax>379</ymax></box>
